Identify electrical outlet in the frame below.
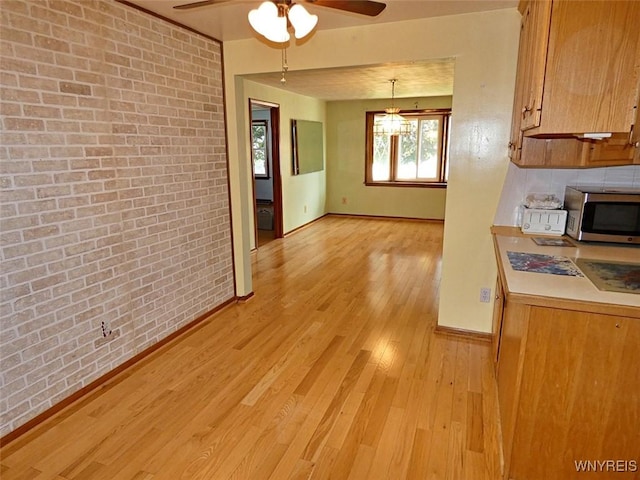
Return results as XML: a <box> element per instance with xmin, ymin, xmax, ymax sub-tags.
<box><xmin>480</xmin><ymin>287</ymin><xmax>492</xmax><ymax>303</ymax></box>
<box><xmin>101</xmin><ymin>321</ymin><xmax>112</xmax><ymax>338</ymax></box>
<box><xmin>341</xmin><ymin>197</ymin><xmax>347</xmax><ymax>205</ymax></box>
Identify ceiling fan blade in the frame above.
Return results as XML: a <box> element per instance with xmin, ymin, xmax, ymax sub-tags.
<box><xmin>304</xmin><ymin>0</ymin><xmax>386</xmax><ymax>16</ymax></box>
<box><xmin>173</xmin><ymin>0</ymin><xmax>232</xmax><ymax>10</ymax></box>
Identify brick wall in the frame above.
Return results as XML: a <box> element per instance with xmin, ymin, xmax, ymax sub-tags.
<box><xmin>0</xmin><ymin>0</ymin><xmax>234</xmax><ymax>436</ymax></box>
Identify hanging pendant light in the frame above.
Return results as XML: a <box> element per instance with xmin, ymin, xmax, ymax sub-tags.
<box><xmin>375</xmin><ymin>79</ymin><xmax>411</xmax><ymax>136</ymax></box>
<box><xmin>248</xmin><ymin>1</ymin><xmax>318</xmax><ymax>43</ymax></box>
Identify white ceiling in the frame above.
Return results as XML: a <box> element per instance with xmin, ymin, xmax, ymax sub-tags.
<box><xmin>124</xmin><ymin>0</ymin><xmax>517</xmax><ymax>100</ymax></box>
<box><xmin>244</xmin><ymin>59</ymin><xmax>455</xmax><ymax>101</ymax></box>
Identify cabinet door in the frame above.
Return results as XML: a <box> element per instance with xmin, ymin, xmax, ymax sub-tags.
<box><xmin>517</xmin><ymin>130</ymin><xmax>640</xmax><ymax>168</ymax></box>
<box><xmin>519</xmin><ymin>0</ymin><xmax>552</xmax><ymax>131</ymax></box>
<box><xmin>509</xmin><ymin>0</ymin><xmax>552</xmax><ymax>160</ymax></box>
<box><xmin>491</xmin><ymin>276</ymin><xmax>504</xmax><ymax>368</ymax></box>
<box><xmin>508</xmin><ymin>4</ymin><xmax>531</xmax><ymax>162</ymax></box>
<box><xmin>585</xmin><ymin>133</ymin><xmax>639</xmax><ymax>167</ymax></box>
<box><xmin>534</xmin><ymin>0</ymin><xmax>640</xmax><ymax>134</ymax></box>
<box><xmin>631</xmin><ymin>87</ymin><xmax>640</xmax><ymax>164</ymax></box>
<box><xmin>510</xmin><ymin>308</ymin><xmax>640</xmax><ymax>480</ymax></box>
<box><xmin>517</xmin><ymin>136</ymin><xmax>586</xmax><ymax>167</ymax></box>
<box><xmin>496</xmin><ymin>302</ymin><xmax>530</xmax><ymax>480</ymax></box>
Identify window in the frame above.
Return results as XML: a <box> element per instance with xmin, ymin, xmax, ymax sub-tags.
<box><xmin>251</xmin><ymin>120</ymin><xmax>269</xmax><ymax>178</ymax></box>
<box><xmin>365</xmin><ymin>109</ymin><xmax>451</xmax><ymax>187</ymax></box>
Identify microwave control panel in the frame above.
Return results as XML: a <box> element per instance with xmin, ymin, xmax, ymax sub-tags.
<box><xmin>521</xmin><ymin>208</ymin><xmax>567</xmax><ymax>236</ymax></box>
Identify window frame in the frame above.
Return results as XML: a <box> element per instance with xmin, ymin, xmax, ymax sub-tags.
<box><xmin>364</xmin><ymin>108</ymin><xmax>451</xmax><ymax>188</ymax></box>
<box><xmin>251</xmin><ymin>119</ymin><xmax>270</xmax><ymax>179</ymax></box>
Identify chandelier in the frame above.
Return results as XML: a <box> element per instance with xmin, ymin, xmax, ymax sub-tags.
<box><xmin>374</xmin><ymin>79</ymin><xmax>411</xmax><ymax>136</ymax></box>
<box><xmin>248</xmin><ymin>1</ymin><xmax>318</xmax><ymax>43</ymax></box>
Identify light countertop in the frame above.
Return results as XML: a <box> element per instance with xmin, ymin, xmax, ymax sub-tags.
<box><xmin>493</xmin><ymin>230</ymin><xmax>640</xmax><ymax>314</ymax></box>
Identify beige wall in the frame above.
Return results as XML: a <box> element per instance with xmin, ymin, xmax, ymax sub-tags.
<box><xmin>326</xmin><ymin>96</ymin><xmax>451</xmax><ymax>219</ymax></box>
<box><xmin>224</xmin><ymin>9</ymin><xmax>520</xmax><ymax>333</ymax></box>
<box><xmin>0</xmin><ymin>0</ymin><xmax>233</xmax><ymax>435</ymax></box>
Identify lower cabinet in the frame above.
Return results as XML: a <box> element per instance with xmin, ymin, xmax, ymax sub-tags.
<box><xmin>496</xmin><ymin>301</ymin><xmax>640</xmax><ymax>480</ymax></box>
<box><xmin>491</xmin><ymin>275</ymin><xmax>505</xmax><ymax>368</ymax></box>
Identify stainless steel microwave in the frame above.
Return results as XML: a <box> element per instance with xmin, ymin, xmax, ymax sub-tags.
<box><xmin>564</xmin><ymin>186</ymin><xmax>640</xmax><ymax>244</ymax></box>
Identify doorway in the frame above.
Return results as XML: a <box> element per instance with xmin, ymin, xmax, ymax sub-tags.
<box><xmin>249</xmin><ymin>99</ymin><xmax>283</xmax><ymax>248</ymax></box>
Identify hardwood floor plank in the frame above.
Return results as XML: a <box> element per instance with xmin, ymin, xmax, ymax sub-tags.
<box><xmin>480</xmin><ymin>345</ymin><xmax>504</xmax><ymax>480</ymax></box>
<box><xmin>67</xmin><ymin>461</ymin><xmax>107</xmax><ymax>480</ymax></box>
<box><xmin>301</xmin><ymin>349</ymin><xmax>370</xmax><ymax>461</ymax></box>
<box><xmin>467</xmin><ymin>392</ymin><xmax>484</xmax><ymax>454</ymax></box>
<box><xmin>406</xmin><ymin>427</ymin><xmax>432</xmax><ymax>479</ymax></box>
<box><xmin>0</xmin><ymin>465</ymin><xmax>41</xmax><ymax>480</ymax></box>
<box><xmin>325</xmin><ymin>390</ymin><xmax>365</xmax><ymax>452</ymax></box>
<box><xmin>227</xmin><ymin>436</ymin><xmax>288</xmax><ymax>480</ymax></box>
<box><xmin>323</xmin><ymin>360</ymin><xmax>387</xmax><ymax>476</ymax></box>
<box><xmin>0</xmin><ymin>217</ymin><xmax>501</xmax><ymax>480</ymax></box>
<box><xmin>451</xmin><ymin>341</ymin><xmax>470</xmax><ymax>425</ymax></box>
<box><xmin>241</xmin><ymin>322</ymin><xmax>324</xmax><ymax>406</ymax></box>
<box><xmin>284</xmin><ymin>459</ymin><xmax>315</xmax><ymax>480</ymax></box>
<box><xmin>366</xmin><ymin>406</ymin><xmax>405</xmax><ymax>480</ymax></box>
<box><xmin>361</xmin><ymin>375</ymin><xmax>399</xmax><ymax>447</ymax></box>
<box><xmin>345</xmin><ymin>444</ymin><xmax>375</xmax><ymax>480</ymax></box>
<box><xmin>294</xmin><ymin>335</ymin><xmax>346</xmax><ymax>397</ymax></box>
<box><xmin>424</xmin><ymin>338</ymin><xmax>458</xmax><ymax>479</ymax></box>
<box><xmin>267</xmin><ymin>351</ymin><xmax>360</xmax><ymax>479</ymax></box>
<box><xmin>445</xmin><ymin>421</ymin><xmax>464</xmax><ymax>480</ymax></box>
<box><xmin>130</xmin><ymin>472</ymin><xmax>155</xmax><ymax>480</ymax></box>
<box><xmin>307</xmin><ymin>445</ymin><xmax>339</xmax><ymax>480</ymax></box>
<box><xmin>386</xmin><ymin>383</ymin><xmax>424</xmax><ymax>479</ymax></box>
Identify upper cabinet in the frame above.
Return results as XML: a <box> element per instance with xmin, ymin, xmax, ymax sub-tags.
<box><xmin>509</xmin><ymin>0</ymin><xmax>640</xmax><ymax>167</ymax></box>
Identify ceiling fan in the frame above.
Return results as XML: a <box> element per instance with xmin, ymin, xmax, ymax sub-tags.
<box><xmin>174</xmin><ymin>0</ymin><xmax>386</xmax><ymax>43</ymax></box>
<box><xmin>173</xmin><ymin>0</ymin><xmax>387</xmax><ymax>18</ymax></box>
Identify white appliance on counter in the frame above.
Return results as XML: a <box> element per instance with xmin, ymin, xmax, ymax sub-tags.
<box><xmin>521</xmin><ymin>208</ymin><xmax>568</xmax><ymax>235</ymax></box>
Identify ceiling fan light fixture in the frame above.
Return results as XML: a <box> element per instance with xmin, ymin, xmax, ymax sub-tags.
<box><xmin>248</xmin><ymin>2</ymin><xmax>289</xmax><ymax>42</ymax></box>
<box><xmin>248</xmin><ymin>1</ymin><xmax>317</xmax><ymax>43</ymax></box>
<box><xmin>265</xmin><ymin>14</ymin><xmax>291</xmax><ymax>42</ymax></box>
<box><xmin>248</xmin><ymin>1</ymin><xmax>277</xmax><ymax>29</ymax></box>
<box><xmin>288</xmin><ymin>4</ymin><xmax>318</xmax><ymax>39</ymax></box>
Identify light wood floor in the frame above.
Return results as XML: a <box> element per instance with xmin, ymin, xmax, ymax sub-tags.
<box><xmin>1</xmin><ymin>216</ymin><xmax>502</xmax><ymax>480</ymax></box>
<box><xmin>257</xmin><ymin>229</ymin><xmax>276</xmax><ymax>248</ymax></box>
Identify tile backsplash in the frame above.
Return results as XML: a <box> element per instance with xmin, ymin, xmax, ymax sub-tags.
<box><xmin>494</xmin><ymin>164</ymin><xmax>640</xmax><ymax>226</ymax></box>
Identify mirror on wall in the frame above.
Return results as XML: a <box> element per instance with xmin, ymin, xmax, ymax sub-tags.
<box><xmin>291</xmin><ymin>119</ymin><xmax>324</xmax><ymax>175</ymax></box>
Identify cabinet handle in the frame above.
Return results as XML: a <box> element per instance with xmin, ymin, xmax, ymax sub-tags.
<box><xmin>629</xmin><ymin>125</ymin><xmax>639</xmax><ymax>147</ymax></box>
<box><xmin>521</xmin><ymin>105</ymin><xmax>532</xmax><ymax>118</ymax></box>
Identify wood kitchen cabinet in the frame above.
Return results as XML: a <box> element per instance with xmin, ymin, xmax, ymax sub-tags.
<box><xmin>491</xmin><ymin>275</ymin><xmax>504</xmax><ymax>368</ymax></box>
<box><xmin>492</xmin><ymin>229</ymin><xmax>640</xmax><ymax>479</ymax></box>
<box><xmin>509</xmin><ymin>0</ymin><xmax>640</xmax><ymax>167</ymax></box>
<box><xmin>509</xmin><ymin>0</ymin><xmax>551</xmax><ymax>140</ymax></box>
<box><xmin>516</xmin><ymin>133</ymin><xmax>640</xmax><ymax>168</ymax></box>
<box><xmin>496</xmin><ymin>301</ymin><xmax>640</xmax><ymax>480</ymax></box>
<box><xmin>508</xmin><ymin>0</ymin><xmax>550</xmax><ymax>162</ymax></box>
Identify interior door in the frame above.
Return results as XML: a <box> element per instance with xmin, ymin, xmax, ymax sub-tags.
<box><xmin>249</xmin><ymin>99</ymin><xmax>283</xmax><ymax>247</ymax></box>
